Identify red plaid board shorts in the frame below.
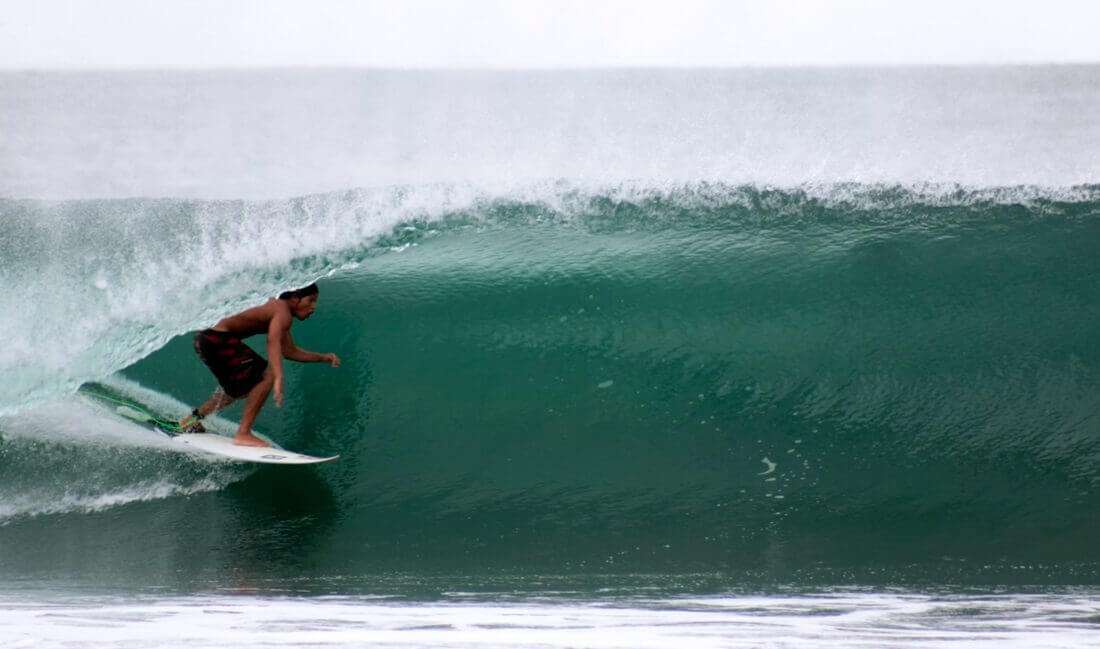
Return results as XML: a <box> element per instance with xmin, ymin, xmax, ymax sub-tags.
<box><xmin>193</xmin><ymin>329</ymin><xmax>269</xmax><ymax>398</ymax></box>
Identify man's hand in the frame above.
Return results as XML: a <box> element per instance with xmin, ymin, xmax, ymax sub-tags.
<box><xmin>274</xmin><ymin>376</ymin><xmax>284</xmax><ymax>407</ymax></box>
<box><xmin>324</xmin><ymin>353</ymin><xmax>341</xmax><ymax>367</ymax></box>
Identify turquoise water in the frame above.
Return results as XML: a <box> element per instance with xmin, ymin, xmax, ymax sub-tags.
<box><xmin>4</xmin><ymin>182</ymin><xmax>1100</xmax><ymax>587</ymax></box>
<box><xmin>2</xmin><ymin>69</ymin><xmax>1099</xmax><ymax>645</ymax></box>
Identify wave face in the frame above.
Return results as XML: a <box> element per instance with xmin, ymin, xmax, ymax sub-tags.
<box><xmin>2</xmin><ymin>183</ymin><xmax>1100</xmax><ymax>586</ymax></box>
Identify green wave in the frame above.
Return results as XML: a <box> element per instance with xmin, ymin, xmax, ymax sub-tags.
<box><xmin>3</xmin><ymin>182</ymin><xmax>1100</xmax><ymax>585</ymax></box>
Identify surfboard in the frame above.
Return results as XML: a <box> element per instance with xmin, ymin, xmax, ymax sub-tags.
<box><xmin>77</xmin><ymin>385</ymin><xmax>339</xmax><ymax>465</ymax></box>
<box><xmin>174</xmin><ymin>433</ymin><xmax>338</xmax><ymax>464</ymax></box>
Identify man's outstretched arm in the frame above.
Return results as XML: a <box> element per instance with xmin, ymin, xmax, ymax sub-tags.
<box><xmin>282</xmin><ymin>330</ymin><xmax>341</xmax><ymax>367</ymax></box>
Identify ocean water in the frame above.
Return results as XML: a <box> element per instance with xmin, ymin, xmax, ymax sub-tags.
<box><xmin>1</xmin><ymin>68</ymin><xmax>1099</xmax><ymax>647</ymax></box>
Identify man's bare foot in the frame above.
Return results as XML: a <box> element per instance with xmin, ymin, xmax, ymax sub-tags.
<box><xmin>233</xmin><ymin>432</ymin><xmax>270</xmax><ymax>447</ymax></box>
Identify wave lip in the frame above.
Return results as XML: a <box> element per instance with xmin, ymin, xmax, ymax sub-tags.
<box><xmin>0</xmin><ymin>183</ymin><xmax>485</xmax><ymax>414</ymax></box>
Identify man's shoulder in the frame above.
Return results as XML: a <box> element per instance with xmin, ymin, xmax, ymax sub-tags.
<box><xmin>252</xmin><ymin>298</ymin><xmax>288</xmax><ymax>315</ymax></box>
<box><xmin>268</xmin><ymin>299</ymin><xmax>293</xmax><ymax>325</ymax></box>
<box><xmin>247</xmin><ymin>299</ymin><xmax>288</xmax><ymax>319</ymax></box>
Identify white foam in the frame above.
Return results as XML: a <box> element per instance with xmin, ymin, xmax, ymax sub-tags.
<box><xmin>0</xmin><ymin>591</ymin><xmax>1097</xmax><ymax>649</ymax></box>
<box><xmin>0</xmin><ymin>183</ymin><xmax>484</xmax><ymax>415</ymax></box>
<box><xmin>0</xmin><ymin>476</ymin><xmax>228</xmax><ymax>522</ymax></box>
<box><xmin>0</xmin><ymin>382</ymin><xmax>250</xmax><ymax>523</ymax></box>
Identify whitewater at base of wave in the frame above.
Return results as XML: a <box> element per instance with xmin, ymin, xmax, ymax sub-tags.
<box><xmin>3</xmin><ymin>588</ymin><xmax>1099</xmax><ymax>649</ymax></box>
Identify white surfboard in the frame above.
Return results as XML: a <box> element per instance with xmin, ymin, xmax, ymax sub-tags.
<box><xmin>173</xmin><ymin>433</ymin><xmax>339</xmax><ymax>465</ymax></box>
<box><xmin>77</xmin><ymin>385</ymin><xmax>339</xmax><ymax>465</ymax></box>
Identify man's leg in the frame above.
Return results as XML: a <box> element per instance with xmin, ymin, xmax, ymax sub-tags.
<box><xmin>179</xmin><ymin>389</ymin><xmax>237</xmax><ymax>432</ymax></box>
<box><xmin>197</xmin><ymin>389</ymin><xmax>236</xmax><ymax>417</ymax></box>
<box><xmin>234</xmin><ymin>368</ymin><xmax>274</xmax><ymax>447</ymax></box>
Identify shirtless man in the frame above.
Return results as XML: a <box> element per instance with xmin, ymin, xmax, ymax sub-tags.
<box><xmin>178</xmin><ymin>283</ymin><xmax>340</xmax><ymax>447</ymax></box>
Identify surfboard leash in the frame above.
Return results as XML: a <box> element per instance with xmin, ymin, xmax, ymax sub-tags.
<box><xmin>76</xmin><ymin>387</ymin><xmax>183</xmax><ymax>433</ymax></box>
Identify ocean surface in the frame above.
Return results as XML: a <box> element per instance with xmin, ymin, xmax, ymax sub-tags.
<box><xmin>1</xmin><ymin>67</ymin><xmax>1099</xmax><ymax>647</ymax></box>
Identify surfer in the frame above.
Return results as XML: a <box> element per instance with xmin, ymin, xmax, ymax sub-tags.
<box><xmin>177</xmin><ymin>283</ymin><xmax>341</xmax><ymax>447</ymax></box>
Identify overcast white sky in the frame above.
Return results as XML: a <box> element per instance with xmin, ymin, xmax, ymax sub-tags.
<box><xmin>2</xmin><ymin>0</ymin><xmax>1098</xmax><ymax>69</ymax></box>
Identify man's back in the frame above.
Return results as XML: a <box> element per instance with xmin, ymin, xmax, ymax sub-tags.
<box><xmin>211</xmin><ymin>299</ymin><xmax>291</xmax><ymax>338</ymax></box>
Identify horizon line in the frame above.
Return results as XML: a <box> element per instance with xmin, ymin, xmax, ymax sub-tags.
<box><xmin>3</xmin><ymin>60</ymin><xmax>1100</xmax><ymax>73</ymax></box>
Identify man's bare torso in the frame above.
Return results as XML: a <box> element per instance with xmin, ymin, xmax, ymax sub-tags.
<box><xmin>210</xmin><ymin>299</ymin><xmax>290</xmax><ymax>338</ymax></box>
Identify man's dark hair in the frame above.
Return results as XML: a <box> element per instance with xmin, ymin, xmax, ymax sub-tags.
<box><xmin>279</xmin><ymin>283</ymin><xmax>319</xmax><ymax>301</ymax></box>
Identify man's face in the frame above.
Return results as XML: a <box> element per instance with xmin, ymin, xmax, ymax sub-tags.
<box><xmin>292</xmin><ymin>294</ymin><xmax>318</xmax><ymax>320</ymax></box>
